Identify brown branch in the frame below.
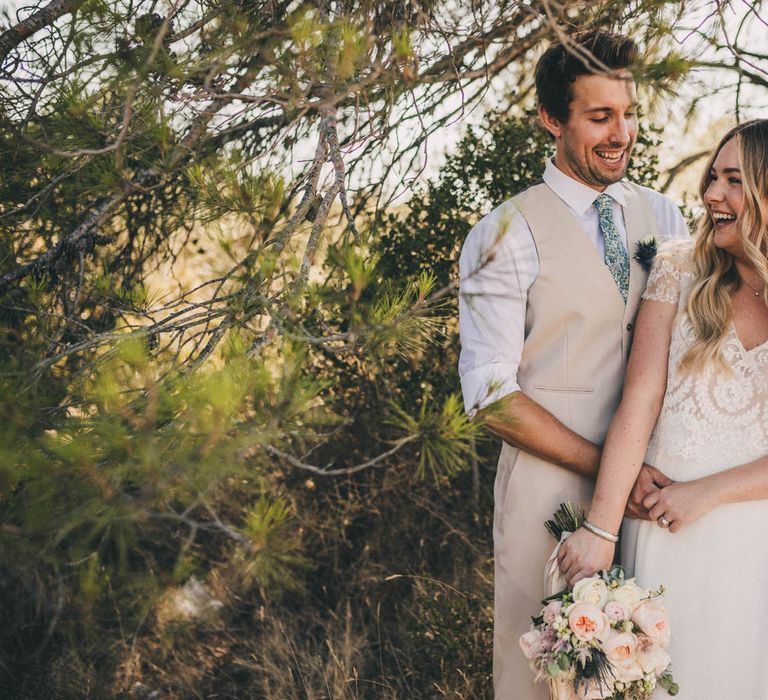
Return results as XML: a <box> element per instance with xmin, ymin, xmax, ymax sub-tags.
<box><xmin>0</xmin><ymin>0</ymin><xmax>86</xmax><ymax>63</ymax></box>
<box><xmin>418</xmin><ymin>9</ymin><xmax>540</xmax><ymax>82</ymax></box>
<box><xmin>660</xmin><ymin>149</ymin><xmax>710</xmax><ymax>193</ymax></box>
<box><xmin>264</xmin><ymin>436</ymin><xmax>418</xmax><ymax>476</ymax></box>
<box><xmin>270</xmin><ymin>123</ymin><xmax>328</xmax><ymax>256</ymax></box>
<box><xmin>419</xmin><ymin>21</ymin><xmax>552</xmax><ymax>84</ymax></box>
<box><xmin>321</xmin><ymin>111</ymin><xmax>358</xmax><ymax>241</ymax></box>
<box><xmin>298</xmin><ymin>177</ymin><xmax>340</xmax><ymax>285</ymax></box>
<box><xmin>691</xmin><ymin>59</ymin><xmax>768</xmax><ymax>89</ymax></box>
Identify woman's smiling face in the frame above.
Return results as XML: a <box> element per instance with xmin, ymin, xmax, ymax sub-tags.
<box><xmin>703</xmin><ymin>137</ymin><xmax>746</xmax><ymax>256</ymax></box>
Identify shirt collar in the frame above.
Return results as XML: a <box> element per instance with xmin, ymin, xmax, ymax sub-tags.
<box><xmin>542</xmin><ymin>159</ymin><xmax>627</xmax><ymax>215</ymax></box>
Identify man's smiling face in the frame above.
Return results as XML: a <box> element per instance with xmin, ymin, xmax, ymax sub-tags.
<box><xmin>540</xmin><ymin>71</ymin><xmax>638</xmax><ymax>191</ymax></box>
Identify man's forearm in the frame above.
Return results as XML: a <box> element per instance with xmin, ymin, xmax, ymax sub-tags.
<box><xmin>480</xmin><ymin>391</ymin><xmax>601</xmax><ymax>479</ymax></box>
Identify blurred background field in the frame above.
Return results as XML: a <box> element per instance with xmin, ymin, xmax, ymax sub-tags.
<box><xmin>0</xmin><ymin>1</ymin><xmax>766</xmax><ymax>697</ymax></box>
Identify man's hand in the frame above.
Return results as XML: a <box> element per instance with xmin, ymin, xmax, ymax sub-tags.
<box><xmin>625</xmin><ymin>464</ymin><xmax>674</xmax><ymax>519</ymax></box>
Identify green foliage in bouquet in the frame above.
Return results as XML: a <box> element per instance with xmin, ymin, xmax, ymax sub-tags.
<box><xmin>544</xmin><ymin>501</ymin><xmax>587</xmax><ymax>541</ymax></box>
<box><xmin>659</xmin><ymin>673</ymin><xmax>681</xmax><ymax>696</ymax></box>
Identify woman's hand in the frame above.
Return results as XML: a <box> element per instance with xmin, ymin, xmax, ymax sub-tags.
<box><xmin>557</xmin><ymin>527</ymin><xmax>615</xmax><ymax>588</ymax></box>
<box><xmin>643</xmin><ymin>478</ymin><xmax>719</xmax><ymax>533</ymax></box>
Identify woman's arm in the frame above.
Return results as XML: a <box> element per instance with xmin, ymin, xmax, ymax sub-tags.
<box><xmin>644</xmin><ymin>453</ymin><xmax>768</xmax><ymax>532</ymax></box>
<box><xmin>557</xmin><ymin>297</ymin><xmax>678</xmax><ymax>585</ymax></box>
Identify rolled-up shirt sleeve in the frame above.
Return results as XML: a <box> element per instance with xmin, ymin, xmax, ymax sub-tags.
<box><xmin>458</xmin><ymin>200</ymin><xmax>538</xmax><ymax>416</ymax></box>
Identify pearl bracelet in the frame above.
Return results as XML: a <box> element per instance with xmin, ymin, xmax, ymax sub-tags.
<box><xmin>582</xmin><ymin>520</ymin><xmax>619</xmax><ymax>544</ymax></box>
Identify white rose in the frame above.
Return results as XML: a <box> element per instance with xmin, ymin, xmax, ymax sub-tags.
<box><xmin>607</xmin><ymin>580</ymin><xmax>644</xmax><ymax>614</ymax></box>
<box><xmin>572</xmin><ymin>576</ymin><xmax>609</xmax><ymax>609</ymax></box>
<box><xmin>637</xmin><ymin>635</ymin><xmax>671</xmax><ymax>676</ymax></box>
<box><xmin>611</xmin><ymin>657</ymin><xmax>644</xmax><ymax>684</ymax></box>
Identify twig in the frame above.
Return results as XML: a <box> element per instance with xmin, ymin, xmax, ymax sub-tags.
<box><xmin>264</xmin><ymin>436</ymin><xmax>418</xmax><ymax>476</ymax></box>
<box><xmin>0</xmin><ymin>0</ymin><xmax>86</xmax><ymax>63</ymax></box>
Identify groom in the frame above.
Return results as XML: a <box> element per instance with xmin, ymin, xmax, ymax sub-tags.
<box><xmin>458</xmin><ymin>30</ymin><xmax>688</xmax><ymax>698</ymax></box>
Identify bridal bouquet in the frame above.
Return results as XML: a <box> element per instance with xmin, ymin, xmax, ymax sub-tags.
<box><xmin>519</xmin><ymin>504</ymin><xmax>679</xmax><ymax>700</ymax></box>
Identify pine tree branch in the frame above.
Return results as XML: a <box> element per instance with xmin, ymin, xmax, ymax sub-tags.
<box><xmin>0</xmin><ymin>185</ymin><xmax>129</xmax><ymax>292</ymax></box>
<box><xmin>0</xmin><ymin>0</ymin><xmax>86</xmax><ymax>63</ymax></box>
<box><xmin>264</xmin><ymin>436</ymin><xmax>418</xmax><ymax>476</ymax></box>
<box><xmin>691</xmin><ymin>59</ymin><xmax>768</xmax><ymax>89</ymax></box>
<box><xmin>0</xmin><ymin>75</ymin><xmax>260</xmax><ymax>294</ymax></box>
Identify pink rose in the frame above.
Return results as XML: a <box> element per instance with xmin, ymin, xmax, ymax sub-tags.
<box><xmin>603</xmin><ymin>601</ymin><xmax>627</xmax><ymax>621</ymax></box>
<box><xmin>543</xmin><ymin>600</ymin><xmax>562</xmax><ymax>625</ymax></box>
<box><xmin>631</xmin><ymin>601</ymin><xmax>671</xmax><ymax>647</ymax></box>
<box><xmin>567</xmin><ymin>603</ymin><xmax>607</xmax><ymax>641</ymax></box>
<box><xmin>519</xmin><ymin>629</ymin><xmax>544</xmax><ymax>660</ymax></box>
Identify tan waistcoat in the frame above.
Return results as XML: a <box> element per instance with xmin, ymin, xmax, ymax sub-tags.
<box><xmin>515</xmin><ymin>181</ymin><xmax>657</xmax><ymax>441</ymax></box>
<box><xmin>492</xmin><ymin>182</ymin><xmax>662</xmax><ymax>700</ymax></box>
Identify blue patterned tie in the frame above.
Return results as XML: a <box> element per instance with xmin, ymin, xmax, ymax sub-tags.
<box><xmin>594</xmin><ymin>193</ymin><xmax>629</xmax><ymax>303</ymax></box>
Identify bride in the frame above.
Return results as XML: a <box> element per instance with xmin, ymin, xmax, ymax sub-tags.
<box><xmin>557</xmin><ymin>119</ymin><xmax>768</xmax><ymax>697</ymax></box>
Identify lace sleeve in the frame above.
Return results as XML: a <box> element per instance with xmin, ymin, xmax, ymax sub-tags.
<box><xmin>641</xmin><ymin>239</ymin><xmax>695</xmax><ymax>305</ymax></box>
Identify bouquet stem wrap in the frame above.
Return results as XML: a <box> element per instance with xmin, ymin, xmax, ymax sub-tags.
<box><xmin>546</xmin><ymin>533</ymin><xmax>585</xmax><ymax>700</ymax></box>
<box><xmin>544</xmin><ymin>531</ymin><xmax>571</xmax><ymax>598</ymax></box>
<box><xmin>550</xmin><ymin>676</ymin><xmax>573</xmax><ymax>700</ymax></box>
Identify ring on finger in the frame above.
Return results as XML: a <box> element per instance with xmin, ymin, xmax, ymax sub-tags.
<box><xmin>658</xmin><ymin>515</ymin><xmax>670</xmax><ymax>528</ymax></box>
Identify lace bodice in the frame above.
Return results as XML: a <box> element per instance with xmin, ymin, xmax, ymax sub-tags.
<box><xmin>642</xmin><ymin>241</ymin><xmax>768</xmax><ymax>475</ymax></box>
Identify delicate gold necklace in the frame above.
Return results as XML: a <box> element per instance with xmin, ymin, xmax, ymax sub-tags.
<box><xmin>741</xmin><ymin>277</ymin><xmax>765</xmax><ymax>297</ymax></box>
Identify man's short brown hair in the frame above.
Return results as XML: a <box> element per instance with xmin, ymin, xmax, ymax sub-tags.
<box><xmin>535</xmin><ymin>30</ymin><xmax>639</xmax><ymax>123</ymax></box>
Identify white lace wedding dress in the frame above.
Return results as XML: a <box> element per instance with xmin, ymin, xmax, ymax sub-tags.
<box><xmin>622</xmin><ymin>240</ymin><xmax>768</xmax><ymax>698</ymax></box>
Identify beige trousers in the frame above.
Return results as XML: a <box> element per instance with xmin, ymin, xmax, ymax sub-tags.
<box><xmin>492</xmin><ymin>444</ymin><xmax>593</xmax><ymax>699</ymax></box>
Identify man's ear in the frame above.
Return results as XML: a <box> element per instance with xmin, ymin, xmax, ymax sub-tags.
<box><xmin>538</xmin><ymin>105</ymin><xmax>562</xmax><ymax>139</ymax></box>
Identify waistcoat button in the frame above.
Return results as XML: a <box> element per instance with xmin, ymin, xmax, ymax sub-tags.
<box><xmin>626</xmin><ymin>323</ymin><xmax>634</xmax><ymax>332</ymax></box>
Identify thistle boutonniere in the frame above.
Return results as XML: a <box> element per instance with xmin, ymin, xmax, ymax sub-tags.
<box><xmin>634</xmin><ymin>236</ymin><xmax>658</xmax><ymax>271</ymax></box>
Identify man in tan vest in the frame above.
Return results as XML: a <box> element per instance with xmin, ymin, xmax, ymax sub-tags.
<box><xmin>458</xmin><ymin>30</ymin><xmax>689</xmax><ymax>698</ymax></box>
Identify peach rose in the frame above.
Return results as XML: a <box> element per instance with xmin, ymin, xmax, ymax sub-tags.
<box><xmin>567</xmin><ymin>603</ymin><xmax>607</xmax><ymax>641</ymax></box>
<box><xmin>603</xmin><ymin>630</ymin><xmax>637</xmax><ymax>664</ymax></box>
<box><xmin>519</xmin><ymin>629</ymin><xmax>544</xmax><ymax>660</ymax></box>
<box><xmin>572</xmin><ymin>576</ymin><xmax>609</xmax><ymax>609</ymax></box>
<box><xmin>603</xmin><ymin>601</ymin><xmax>627</xmax><ymax>621</ymax></box>
<box><xmin>631</xmin><ymin>601</ymin><xmax>671</xmax><ymax>647</ymax></box>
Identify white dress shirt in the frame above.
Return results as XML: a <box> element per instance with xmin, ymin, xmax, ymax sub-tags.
<box><xmin>458</xmin><ymin>160</ymin><xmax>690</xmax><ymax>415</ymax></box>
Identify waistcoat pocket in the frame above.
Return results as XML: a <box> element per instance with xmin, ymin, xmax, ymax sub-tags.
<box><xmin>531</xmin><ymin>385</ymin><xmax>594</xmax><ymax>394</ymax></box>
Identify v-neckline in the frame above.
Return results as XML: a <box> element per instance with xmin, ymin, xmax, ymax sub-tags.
<box><xmin>731</xmin><ymin>322</ymin><xmax>768</xmax><ymax>355</ymax></box>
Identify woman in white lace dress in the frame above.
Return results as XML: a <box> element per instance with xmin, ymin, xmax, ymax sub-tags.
<box><xmin>557</xmin><ymin>118</ymin><xmax>768</xmax><ymax>698</ymax></box>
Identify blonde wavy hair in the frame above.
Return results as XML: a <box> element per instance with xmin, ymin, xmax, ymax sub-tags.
<box><xmin>683</xmin><ymin>119</ymin><xmax>768</xmax><ymax>369</ymax></box>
